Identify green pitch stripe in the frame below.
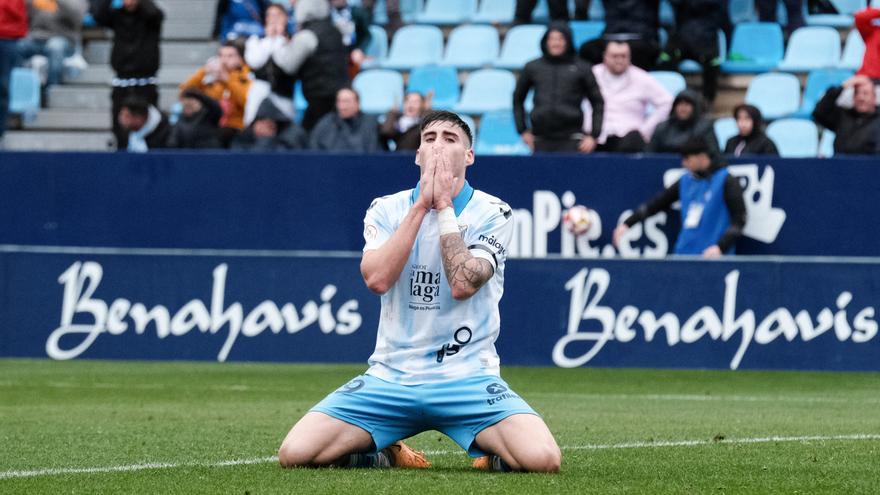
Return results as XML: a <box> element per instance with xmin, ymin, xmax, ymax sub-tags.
<box><xmin>3</xmin><ymin>434</ymin><xmax>879</xmax><ymax>480</ymax></box>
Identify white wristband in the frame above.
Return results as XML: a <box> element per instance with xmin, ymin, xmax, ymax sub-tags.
<box><xmin>437</xmin><ymin>207</ymin><xmax>459</xmax><ymax>236</ymax></box>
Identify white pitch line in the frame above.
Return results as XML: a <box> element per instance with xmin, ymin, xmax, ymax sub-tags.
<box><xmin>3</xmin><ymin>434</ymin><xmax>879</xmax><ymax>480</ymax></box>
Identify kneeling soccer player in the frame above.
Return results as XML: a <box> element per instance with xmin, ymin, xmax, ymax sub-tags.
<box><xmin>278</xmin><ymin>110</ymin><xmax>561</xmax><ymax>473</ymax></box>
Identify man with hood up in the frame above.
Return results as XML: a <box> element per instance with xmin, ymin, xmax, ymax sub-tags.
<box><xmin>166</xmin><ymin>88</ymin><xmax>223</xmax><ymax>149</ymax></box>
<box><xmin>232</xmin><ymin>97</ymin><xmax>307</xmax><ymax>151</ymax></box>
<box><xmin>512</xmin><ymin>22</ymin><xmax>604</xmax><ymax>153</ymax></box>
<box><xmin>647</xmin><ymin>89</ymin><xmax>719</xmax><ymax>156</ymax></box>
<box><xmin>272</xmin><ymin>0</ymin><xmax>349</xmax><ymax>131</ymax></box>
<box><xmin>723</xmin><ymin>104</ymin><xmax>778</xmax><ymax>157</ymax></box>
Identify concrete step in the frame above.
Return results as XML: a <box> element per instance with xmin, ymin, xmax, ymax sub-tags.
<box><xmin>69</xmin><ymin>65</ymin><xmax>200</xmax><ymax>86</ymax></box>
<box><xmin>48</xmin><ymin>86</ymin><xmax>181</xmax><ymax>111</ymax></box>
<box><xmin>2</xmin><ymin>131</ymin><xmax>115</xmax><ymax>151</ymax></box>
<box><xmin>156</xmin><ymin>0</ymin><xmax>218</xmax><ymax>19</ymax></box>
<box><xmin>23</xmin><ymin>109</ymin><xmax>112</xmax><ymax>131</ymax></box>
<box><xmin>83</xmin><ymin>40</ymin><xmax>219</xmax><ymax>66</ymax></box>
<box><xmin>163</xmin><ymin>19</ymin><xmax>214</xmax><ymax>40</ymax></box>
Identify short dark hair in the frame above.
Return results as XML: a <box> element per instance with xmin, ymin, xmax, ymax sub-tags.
<box><xmin>680</xmin><ymin>138</ymin><xmax>710</xmax><ymax>157</ymax></box>
<box><xmin>221</xmin><ymin>39</ymin><xmax>245</xmax><ymax>59</ymax></box>
<box><xmin>119</xmin><ymin>97</ymin><xmax>150</xmax><ymax>117</ymax></box>
<box><xmin>419</xmin><ymin>110</ymin><xmax>473</xmax><ymax>147</ymax></box>
<box><xmin>337</xmin><ymin>86</ymin><xmax>359</xmax><ymax>102</ymax></box>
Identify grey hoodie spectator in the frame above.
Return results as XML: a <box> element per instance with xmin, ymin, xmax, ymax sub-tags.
<box><xmin>513</xmin><ymin>22</ymin><xmax>604</xmax><ymax>153</ymax></box>
<box><xmin>271</xmin><ymin>0</ymin><xmax>348</xmax><ymax>131</ymax></box>
<box><xmin>231</xmin><ymin>97</ymin><xmax>307</xmax><ymax>151</ymax></box>
<box><xmin>166</xmin><ymin>89</ymin><xmax>223</xmax><ymax>149</ymax></box>
<box><xmin>309</xmin><ymin>87</ymin><xmax>379</xmax><ymax>152</ymax></box>
<box><xmin>647</xmin><ymin>89</ymin><xmax>719</xmax><ymax>155</ymax></box>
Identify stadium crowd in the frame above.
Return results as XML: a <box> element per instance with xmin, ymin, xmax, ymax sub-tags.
<box><xmin>1</xmin><ymin>0</ymin><xmax>880</xmax><ymax>155</ymax></box>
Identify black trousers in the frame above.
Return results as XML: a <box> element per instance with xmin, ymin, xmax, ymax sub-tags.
<box><xmin>301</xmin><ymin>95</ymin><xmax>337</xmax><ymax>132</ymax></box>
<box><xmin>657</xmin><ymin>37</ymin><xmax>720</xmax><ymax>102</ymax></box>
<box><xmin>597</xmin><ymin>130</ymin><xmax>646</xmax><ymax>153</ymax></box>
<box><xmin>111</xmin><ymin>84</ymin><xmax>158</xmax><ymax>150</ymax></box>
<box><xmin>514</xmin><ymin>0</ymin><xmax>591</xmax><ymax>23</ymax></box>
<box><xmin>756</xmin><ymin>0</ymin><xmax>805</xmax><ymax>31</ymax></box>
<box><xmin>534</xmin><ymin>137</ymin><xmax>581</xmax><ymax>153</ymax></box>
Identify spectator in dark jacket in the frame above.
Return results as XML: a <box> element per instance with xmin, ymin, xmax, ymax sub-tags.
<box><xmin>93</xmin><ymin>0</ymin><xmax>164</xmax><ymax>150</ymax></box>
<box><xmin>166</xmin><ymin>89</ymin><xmax>223</xmax><ymax>149</ymax></box>
<box><xmin>231</xmin><ymin>97</ymin><xmax>307</xmax><ymax>151</ymax></box>
<box><xmin>309</xmin><ymin>87</ymin><xmax>379</xmax><ymax>152</ymax></box>
<box><xmin>757</xmin><ymin>0</ymin><xmax>805</xmax><ymax>36</ymax></box>
<box><xmin>648</xmin><ymin>89</ymin><xmax>719</xmax><ymax>155</ymax></box>
<box><xmin>270</xmin><ymin>0</ymin><xmax>349</xmax><ymax>131</ymax></box>
<box><xmin>380</xmin><ymin>91</ymin><xmax>429</xmax><ymax>152</ymax></box>
<box><xmin>513</xmin><ymin>22</ymin><xmax>604</xmax><ymax>153</ymax></box>
<box><xmin>724</xmin><ymin>104</ymin><xmax>779</xmax><ymax>157</ymax></box>
<box><xmin>0</xmin><ymin>0</ymin><xmax>28</xmax><ymax>145</ymax></box>
<box><xmin>812</xmin><ymin>76</ymin><xmax>880</xmax><ymax>155</ymax></box>
<box><xmin>579</xmin><ymin>0</ymin><xmax>661</xmax><ymax>70</ymax></box>
<box><xmin>657</xmin><ymin>0</ymin><xmax>729</xmax><ymax>103</ymax></box>
<box><xmin>117</xmin><ymin>97</ymin><xmax>170</xmax><ymax>152</ymax></box>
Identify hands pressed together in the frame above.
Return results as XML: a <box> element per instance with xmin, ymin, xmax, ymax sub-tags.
<box><xmin>416</xmin><ymin>149</ymin><xmax>457</xmax><ymax>212</ymax></box>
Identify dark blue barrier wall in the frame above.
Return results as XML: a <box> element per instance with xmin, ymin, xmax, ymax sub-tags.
<box><xmin>2</xmin><ymin>247</ymin><xmax>877</xmax><ymax>371</ymax></box>
<box><xmin>2</xmin><ymin>151</ymin><xmax>879</xmax><ymax>256</ymax></box>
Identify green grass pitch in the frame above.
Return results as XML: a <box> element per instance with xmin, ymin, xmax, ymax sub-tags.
<box><xmin>2</xmin><ymin>359</ymin><xmax>879</xmax><ymax>494</ymax></box>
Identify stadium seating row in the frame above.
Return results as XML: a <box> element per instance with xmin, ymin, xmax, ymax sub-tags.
<box><xmin>362</xmin><ymin>0</ymin><xmax>871</xmax><ymax>28</ymax></box>
<box><xmin>362</xmin><ymin>21</ymin><xmax>865</xmax><ymax>74</ymax></box>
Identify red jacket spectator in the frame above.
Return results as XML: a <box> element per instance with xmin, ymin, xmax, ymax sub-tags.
<box><xmin>0</xmin><ymin>0</ymin><xmax>28</xmax><ymax>39</ymax></box>
<box><xmin>854</xmin><ymin>8</ymin><xmax>880</xmax><ymax>80</ymax></box>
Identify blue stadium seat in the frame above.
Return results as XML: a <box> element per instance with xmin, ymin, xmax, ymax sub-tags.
<box><xmin>454</xmin><ymin>69</ymin><xmax>516</xmax><ymax>115</ymax></box>
<box><xmin>415</xmin><ymin>0</ymin><xmax>476</xmax><ymax>24</ymax></box>
<box><xmin>361</xmin><ymin>25</ymin><xmax>388</xmax><ymax>70</ymax></box>
<box><xmin>807</xmin><ymin>0</ymin><xmax>866</xmax><ymax>27</ymax></box>
<box><xmin>649</xmin><ymin>71</ymin><xmax>687</xmax><ymax>97</ymax></box>
<box><xmin>819</xmin><ymin>129</ymin><xmax>836</xmax><ymax>157</ymax></box>
<box><xmin>475</xmin><ymin>110</ymin><xmax>530</xmax><ymax>155</ymax></box>
<box><xmin>714</xmin><ymin>117</ymin><xmax>738</xmax><ymax>149</ymax></box>
<box><xmin>569</xmin><ymin>21</ymin><xmax>605</xmax><ymax>49</ymax></box>
<box><xmin>293</xmin><ymin>81</ymin><xmax>307</xmax><ymax>122</ymax></box>
<box><xmin>839</xmin><ymin>29</ymin><xmax>865</xmax><ymax>70</ymax></box>
<box><xmin>728</xmin><ymin>0</ymin><xmax>757</xmax><ymax>23</ymax></box>
<box><xmin>660</xmin><ymin>0</ymin><xmax>675</xmax><ymax>26</ymax></box>
<box><xmin>792</xmin><ymin>68</ymin><xmax>853</xmax><ymax>118</ymax></box>
<box><xmin>407</xmin><ymin>65</ymin><xmax>460</xmax><ymax>110</ymax></box>
<box><xmin>442</xmin><ymin>24</ymin><xmax>499</xmax><ymax>69</ymax></box>
<box><xmin>495</xmin><ymin>24</ymin><xmax>546</xmax><ymax>70</ymax></box>
<box><xmin>679</xmin><ymin>30</ymin><xmax>726</xmax><ymax>73</ymax></box>
<box><xmin>777</xmin><ymin>26</ymin><xmax>842</xmax><ymax>72</ymax></box>
<box><xmin>532</xmin><ymin>0</ymin><xmax>550</xmax><ymax>22</ymax></box>
<box><xmin>352</xmin><ymin>69</ymin><xmax>404</xmax><ymax>114</ymax></box>
<box><xmin>8</xmin><ymin>68</ymin><xmax>41</xmax><ymax>123</ymax></box>
<box><xmin>766</xmin><ymin>118</ymin><xmax>819</xmax><ymax>157</ymax></box>
<box><xmin>381</xmin><ymin>25</ymin><xmax>444</xmax><ymax>70</ymax></box>
<box><xmin>471</xmin><ymin>0</ymin><xmax>515</xmax><ymax>23</ymax></box>
<box><xmin>721</xmin><ymin>22</ymin><xmax>784</xmax><ymax>73</ymax></box>
<box><xmin>589</xmin><ymin>0</ymin><xmax>604</xmax><ymax>19</ymax></box>
<box><xmin>745</xmin><ymin>72</ymin><xmax>802</xmax><ymax>120</ymax></box>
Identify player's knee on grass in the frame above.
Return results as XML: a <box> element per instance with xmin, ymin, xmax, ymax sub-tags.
<box><xmin>517</xmin><ymin>442</ymin><xmax>561</xmax><ymax>473</ymax></box>
<box><xmin>278</xmin><ymin>441</ymin><xmax>318</xmax><ymax>468</ymax></box>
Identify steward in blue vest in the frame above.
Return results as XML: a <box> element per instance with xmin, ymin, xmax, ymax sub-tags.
<box><xmin>613</xmin><ymin>138</ymin><xmax>747</xmax><ymax>257</ymax></box>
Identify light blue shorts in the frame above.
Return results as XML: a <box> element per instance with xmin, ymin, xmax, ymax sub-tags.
<box><xmin>311</xmin><ymin>374</ymin><xmax>538</xmax><ymax>457</ymax></box>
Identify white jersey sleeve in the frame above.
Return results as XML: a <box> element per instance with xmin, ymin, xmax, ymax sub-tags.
<box><xmin>362</xmin><ymin>196</ymin><xmax>396</xmax><ymax>252</ymax></box>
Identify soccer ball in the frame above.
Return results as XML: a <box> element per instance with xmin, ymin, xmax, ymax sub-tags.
<box><xmin>562</xmin><ymin>205</ymin><xmax>593</xmax><ymax>236</ymax></box>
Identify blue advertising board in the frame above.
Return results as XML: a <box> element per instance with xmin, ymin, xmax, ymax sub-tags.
<box><xmin>1</xmin><ymin>151</ymin><xmax>879</xmax><ymax>257</ymax></box>
<box><xmin>2</xmin><ymin>247</ymin><xmax>877</xmax><ymax>371</ymax></box>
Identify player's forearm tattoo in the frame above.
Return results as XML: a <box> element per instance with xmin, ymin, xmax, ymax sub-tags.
<box><xmin>440</xmin><ymin>233</ymin><xmax>492</xmax><ymax>293</ymax></box>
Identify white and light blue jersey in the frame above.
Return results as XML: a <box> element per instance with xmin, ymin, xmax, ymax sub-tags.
<box><xmin>362</xmin><ymin>181</ymin><xmax>514</xmax><ymax>385</ymax></box>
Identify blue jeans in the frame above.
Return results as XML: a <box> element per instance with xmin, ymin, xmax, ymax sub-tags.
<box><xmin>16</xmin><ymin>36</ymin><xmax>74</xmax><ymax>86</ymax></box>
<box><xmin>0</xmin><ymin>39</ymin><xmax>17</xmax><ymax>138</ymax></box>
